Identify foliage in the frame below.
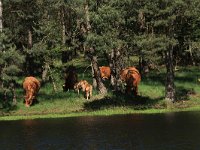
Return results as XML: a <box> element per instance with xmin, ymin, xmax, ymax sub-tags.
<box><xmin>0</xmin><ymin>30</ymin><xmax>24</xmax><ymax>108</ymax></box>
<box><xmin>1</xmin><ymin>0</ymin><xmax>200</xmax><ymax>104</ymax></box>
<box><xmin>0</xmin><ymin>30</ymin><xmax>24</xmax><ymax>86</ymax></box>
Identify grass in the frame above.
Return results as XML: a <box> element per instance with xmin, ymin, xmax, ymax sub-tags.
<box><xmin>0</xmin><ymin>58</ymin><xmax>200</xmax><ymax>121</ymax></box>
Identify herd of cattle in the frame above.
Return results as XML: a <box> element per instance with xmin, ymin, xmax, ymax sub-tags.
<box><xmin>23</xmin><ymin>66</ymin><xmax>141</xmax><ymax>107</ymax></box>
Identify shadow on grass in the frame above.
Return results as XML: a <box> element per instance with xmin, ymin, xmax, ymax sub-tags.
<box><xmin>142</xmin><ymin>67</ymin><xmax>200</xmax><ymax>86</ymax></box>
<box><xmin>175</xmin><ymin>76</ymin><xmax>199</xmax><ymax>83</ymax></box>
<box><xmin>176</xmin><ymin>86</ymin><xmax>196</xmax><ymax>101</ymax></box>
<box><xmin>38</xmin><ymin>90</ymin><xmax>78</xmax><ymax>102</ymax></box>
<box><xmin>84</xmin><ymin>91</ymin><xmax>164</xmax><ymax>111</ymax></box>
<box><xmin>141</xmin><ymin>72</ymin><xmax>166</xmax><ymax>86</ymax></box>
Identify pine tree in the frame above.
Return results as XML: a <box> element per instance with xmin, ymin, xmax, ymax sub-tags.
<box><xmin>85</xmin><ymin>0</ymin><xmax>128</xmax><ymax>91</ymax></box>
<box><xmin>0</xmin><ymin>0</ymin><xmax>2</xmax><ymax>32</ymax></box>
<box><xmin>84</xmin><ymin>0</ymin><xmax>107</xmax><ymax>94</ymax></box>
<box><xmin>132</xmin><ymin>0</ymin><xmax>179</xmax><ymax>102</ymax></box>
<box><xmin>0</xmin><ymin>0</ymin><xmax>24</xmax><ymax>106</ymax></box>
<box><xmin>0</xmin><ymin>30</ymin><xmax>24</xmax><ymax>105</ymax></box>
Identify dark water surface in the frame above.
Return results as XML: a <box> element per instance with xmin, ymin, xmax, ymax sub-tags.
<box><xmin>1</xmin><ymin>111</ymin><xmax>200</xmax><ymax>150</ymax></box>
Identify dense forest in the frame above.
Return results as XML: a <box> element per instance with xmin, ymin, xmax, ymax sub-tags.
<box><xmin>0</xmin><ymin>0</ymin><xmax>200</xmax><ymax>108</ymax></box>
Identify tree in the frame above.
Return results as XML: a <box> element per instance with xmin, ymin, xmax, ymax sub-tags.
<box><xmin>132</xmin><ymin>0</ymin><xmax>179</xmax><ymax>102</ymax></box>
<box><xmin>0</xmin><ymin>31</ymin><xmax>24</xmax><ymax>105</ymax></box>
<box><xmin>0</xmin><ymin>0</ymin><xmax>2</xmax><ymax>32</ymax></box>
<box><xmin>84</xmin><ymin>0</ymin><xmax>107</xmax><ymax>94</ymax></box>
<box><xmin>85</xmin><ymin>0</ymin><xmax>129</xmax><ymax>91</ymax></box>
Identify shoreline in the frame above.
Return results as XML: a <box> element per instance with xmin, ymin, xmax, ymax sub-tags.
<box><xmin>1</xmin><ymin>106</ymin><xmax>200</xmax><ymax>121</ymax></box>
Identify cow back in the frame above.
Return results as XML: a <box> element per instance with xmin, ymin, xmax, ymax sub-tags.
<box><xmin>99</xmin><ymin>66</ymin><xmax>111</xmax><ymax>79</ymax></box>
<box><xmin>120</xmin><ymin>67</ymin><xmax>141</xmax><ymax>95</ymax></box>
<box><xmin>120</xmin><ymin>67</ymin><xmax>140</xmax><ymax>82</ymax></box>
<box><xmin>23</xmin><ymin>76</ymin><xmax>40</xmax><ymax>107</ymax></box>
<box><xmin>23</xmin><ymin>77</ymin><xmax>40</xmax><ymax>92</ymax></box>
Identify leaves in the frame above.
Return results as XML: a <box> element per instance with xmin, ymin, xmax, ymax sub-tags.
<box><xmin>0</xmin><ymin>31</ymin><xmax>24</xmax><ymax>84</ymax></box>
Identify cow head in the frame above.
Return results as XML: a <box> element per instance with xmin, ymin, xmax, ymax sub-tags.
<box><xmin>24</xmin><ymin>93</ymin><xmax>35</xmax><ymax>107</ymax></box>
<box><xmin>63</xmin><ymin>84</ymin><xmax>67</xmax><ymax>91</ymax></box>
<box><xmin>124</xmin><ymin>69</ymin><xmax>141</xmax><ymax>95</ymax></box>
<box><xmin>73</xmin><ymin>82</ymin><xmax>79</xmax><ymax>91</ymax></box>
<box><xmin>79</xmin><ymin>80</ymin><xmax>88</xmax><ymax>91</ymax></box>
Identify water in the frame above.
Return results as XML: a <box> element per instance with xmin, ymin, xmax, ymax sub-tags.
<box><xmin>0</xmin><ymin>111</ymin><xmax>200</xmax><ymax>150</ymax></box>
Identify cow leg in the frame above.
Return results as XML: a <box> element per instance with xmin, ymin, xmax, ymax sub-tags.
<box><xmin>25</xmin><ymin>95</ymin><xmax>31</xmax><ymax>107</ymax></box>
<box><xmin>125</xmin><ymin>85</ymin><xmax>131</xmax><ymax>94</ymax></box>
<box><xmin>90</xmin><ymin>88</ymin><xmax>92</xmax><ymax>97</ymax></box>
<box><xmin>29</xmin><ymin>99</ymin><xmax>33</xmax><ymax>106</ymax></box>
<box><xmin>86</xmin><ymin>92</ymin><xmax>89</xmax><ymax>100</ymax></box>
<box><xmin>133</xmin><ymin>86</ymin><xmax>138</xmax><ymax>96</ymax></box>
<box><xmin>25</xmin><ymin>101</ymin><xmax>30</xmax><ymax>107</ymax></box>
<box><xmin>135</xmin><ymin>86</ymin><xmax>138</xmax><ymax>96</ymax></box>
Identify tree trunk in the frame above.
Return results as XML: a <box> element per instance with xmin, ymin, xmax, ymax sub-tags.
<box><xmin>165</xmin><ymin>47</ymin><xmax>175</xmax><ymax>103</ymax></box>
<box><xmin>84</xmin><ymin>0</ymin><xmax>107</xmax><ymax>94</ymax></box>
<box><xmin>109</xmin><ymin>49</ymin><xmax>116</xmax><ymax>87</ymax></box>
<box><xmin>0</xmin><ymin>0</ymin><xmax>2</xmax><ymax>80</ymax></box>
<box><xmin>91</xmin><ymin>54</ymin><xmax>107</xmax><ymax>94</ymax></box>
<box><xmin>61</xmin><ymin>5</ymin><xmax>67</xmax><ymax>64</ymax></box>
<box><xmin>84</xmin><ymin>0</ymin><xmax>91</xmax><ymax>31</ymax></box>
<box><xmin>0</xmin><ymin>0</ymin><xmax>2</xmax><ymax>32</ymax></box>
<box><xmin>91</xmin><ymin>62</ymin><xmax>97</xmax><ymax>88</ymax></box>
<box><xmin>61</xmin><ymin>5</ymin><xmax>74</xmax><ymax>63</ymax></box>
<box><xmin>28</xmin><ymin>29</ymin><xmax>32</xmax><ymax>49</ymax></box>
<box><xmin>138</xmin><ymin>55</ymin><xmax>142</xmax><ymax>74</ymax></box>
<box><xmin>3</xmin><ymin>89</ymin><xmax>7</xmax><ymax>102</ymax></box>
<box><xmin>61</xmin><ymin>6</ymin><xmax>66</xmax><ymax>47</ymax></box>
<box><xmin>85</xmin><ymin>0</ymin><xmax>96</xmax><ymax>88</ymax></box>
<box><xmin>109</xmin><ymin>48</ymin><xmax>125</xmax><ymax>91</ymax></box>
<box><xmin>188</xmin><ymin>44</ymin><xmax>195</xmax><ymax>66</ymax></box>
<box><xmin>26</xmin><ymin>29</ymin><xmax>34</xmax><ymax>75</ymax></box>
<box><xmin>115</xmin><ymin>48</ymin><xmax>125</xmax><ymax>91</ymax></box>
<box><xmin>42</xmin><ymin>62</ymin><xmax>49</xmax><ymax>83</ymax></box>
<box><xmin>48</xmin><ymin>64</ymin><xmax>57</xmax><ymax>92</ymax></box>
<box><xmin>10</xmin><ymin>82</ymin><xmax>17</xmax><ymax>105</ymax></box>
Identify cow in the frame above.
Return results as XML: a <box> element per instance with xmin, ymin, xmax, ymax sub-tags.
<box><xmin>120</xmin><ymin>67</ymin><xmax>140</xmax><ymax>81</ymax></box>
<box><xmin>99</xmin><ymin>66</ymin><xmax>141</xmax><ymax>95</ymax></box>
<box><xmin>74</xmin><ymin>80</ymin><xmax>88</xmax><ymax>95</ymax></box>
<box><xmin>23</xmin><ymin>76</ymin><xmax>40</xmax><ymax>107</ymax></box>
<box><xmin>99</xmin><ymin>66</ymin><xmax>111</xmax><ymax>80</ymax></box>
<box><xmin>63</xmin><ymin>65</ymin><xmax>78</xmax><ymax>91</ymax></box>
<box><xmin>81</xmin><ymin>82</ymin><xmax>93</xmax><ymax>100</ymax></box>
<box><xmin>74</xmin><ymin>80</ymin><xmax>92</xmax><ymax>100</ymax></box>
<box><xmin>120</xmin><ymin>67</ymin><xmax>141</xmax><ymax>95</ymax></box>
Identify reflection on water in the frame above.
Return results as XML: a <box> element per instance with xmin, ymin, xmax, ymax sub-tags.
<box><xmin>1</xmin><ymin>111</ymin><xmax>200</xmax><ymax>150</ymax></box>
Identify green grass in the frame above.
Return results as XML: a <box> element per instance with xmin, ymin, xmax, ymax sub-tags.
<box><xmin>0</xmin><ymin>58</ymin><xmax>200</xmax><ymax>121</ymax></box>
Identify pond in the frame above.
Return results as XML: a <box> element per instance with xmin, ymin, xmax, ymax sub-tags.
<box><xmin>0</xmin><ymin>111</ymin><xmax>200</xmax><ymax>150</ymax></box>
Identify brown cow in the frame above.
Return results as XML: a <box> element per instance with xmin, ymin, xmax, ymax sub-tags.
<box><xmin>120</xmin><ymin>67</ymin><xmax>141</xmax><ymax>95</ymax></box>
<box><xmin>74</xmin><ymin>80</ymin><xmax>88</xmax><ymax>95</ymax></box>
<box><xmin>74</xmin><ymin>80</ymin><xmax>92</xmax><ymax>100</ymax></box>
<box><xmin>81</xmin><ymin>82</ymin><xmax>93</xmax><ymax>100</ymax></box>
<box><xmin>99</xmin><ymin>66</ymin><xmax>141</xmax><ymax>95</ymax></box>
<box><xmin>120</xmin><ymin>67</ymin><xmax>140</xmax><ymax>81</ymax></box>
<box><xmin>23</xmin><ymin>76</ymin><xmax>40</xmax><ymax>107</ymax></box>
<box><xmin>99</xmin><ymin>66</ymin><xmax>111</xmax><ymax>80</ymax></box>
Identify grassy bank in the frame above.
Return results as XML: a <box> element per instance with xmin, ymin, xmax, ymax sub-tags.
<box><xmin>0</xmin><ymin>58</ymin><xmax>200</xmax><ymax>121</ymax></box>
<box><xmin>2</xmin><ymin>107</ymin><xmax>200</xmax><ymax>121</ymax></box>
